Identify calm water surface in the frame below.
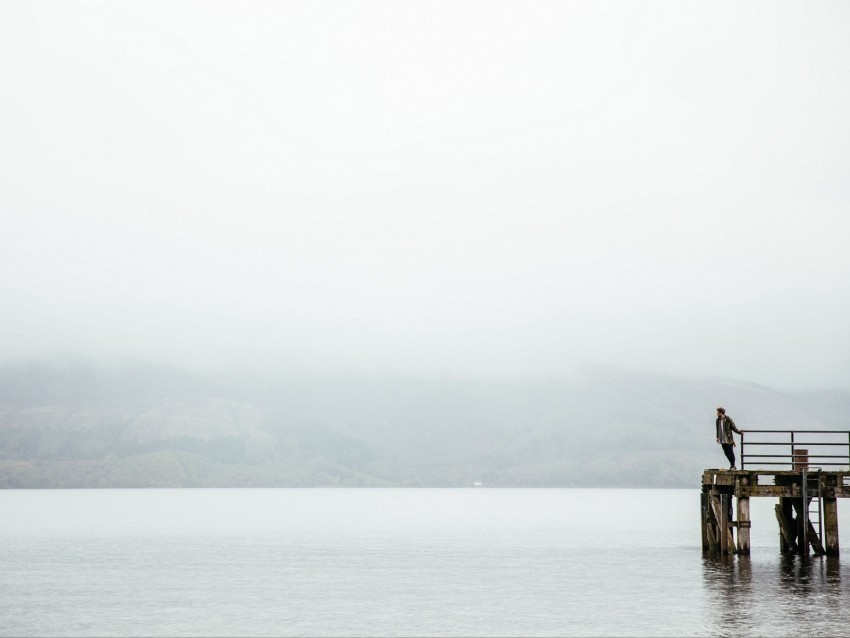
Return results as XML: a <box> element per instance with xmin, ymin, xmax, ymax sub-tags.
<box><xmin>2</xmin><ymin>488</ymin><xmax>849</xmax><ymax>637</ymax></box>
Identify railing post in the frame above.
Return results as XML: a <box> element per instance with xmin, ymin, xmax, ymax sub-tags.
<box><xmin>741</xmin><ymin>431</ymin><xmax>746</xmax><ymax>469</ymax></box>
<box><xmin>791</xmin><ymin>431</ymin><xmax>795</xmax><ymax>471</ymax></box>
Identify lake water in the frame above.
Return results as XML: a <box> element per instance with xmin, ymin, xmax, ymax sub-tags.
<box><xmin>2</xmin><ymin>488</ymin><xmax>849</xmax><ymax>637</ymax></box>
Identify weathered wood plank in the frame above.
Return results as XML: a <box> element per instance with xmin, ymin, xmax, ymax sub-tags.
<box><xmin>775</xmin><ymin>504</ymin><xmax>798</xmax><ymax>553</ymax></box>
<box><xmin>702</xmin><ymin>470</ymin><xmax>850</xmax><ymax>498</ymax></box>
<box><xmin>747</xmin><ymin>485</ymin><xmax>803</xmax><ymax>498</ymax></box>
<box><xmin>709</xmin><ymin>494</ymin><xmax>735</xmax><ymax>554</ymax></box>
<box><xmin>824</xmin><ymin>497</ymin><xmax>840</xmax><ymax>556</ymax></box>
<box><xmin>789</xmin><ymin>497</ymin><xmax>826</xmax><ymax>556</ymax></box>
<box><xmin>791</xmin><ymin>498</ymin><xmax>808</xmax><ymax>556</ymax></box>
<box><xmin>707</xmin><ymin>521</ymin><xmax>719</xmax><ymax>552</ymax></box>
<box><xmin>807</xmin><ymin>521</ymin><xmax>826</xmax><ymax>555</ymax></box>
<box><xmin>736</xmin><ymin>475</ymin><xmax>751</xmax><ymax>555</ymax></box>
<box><xmin>736</xmin><ymin>497</ymin><xmax>751</xmax><ymax>555</ymax></box>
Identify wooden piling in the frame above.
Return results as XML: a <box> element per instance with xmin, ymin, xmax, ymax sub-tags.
<box><xmin>824</xmin><ymin>497</ymin><xmax>840</xmax><ymax>556</ymax></box>
<box><xmin>709</xmin><ymin>493</ymin><xmax>735</xmax><ymax>554</ymax></box>
<box><xmin>736</xmin><ymin>475</ymin><xmax>751</xmax><ymax>555</ymax></box>
<box><xmin>792</xmin><ymin>497</ymin><xmax>809</xmax><ymax>556</ymax></box>
<box><xmin>779</xmin><ymin>496</ymin><xmax>795</xmax><ymax>554</ymax></box>
<box><xmin>775</xmin><ymin>502</ymin><xmax>798</xmax><ymax>554</ymax></box>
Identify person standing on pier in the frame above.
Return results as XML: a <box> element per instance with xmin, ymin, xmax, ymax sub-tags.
<box><xmin>716</xmin><ymin>407</ymin><xmax>743</xmax><ymax>470</ymax></box>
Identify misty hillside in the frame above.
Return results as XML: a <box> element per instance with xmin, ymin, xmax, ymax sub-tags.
<box><xmin>1</xmin><ymin>359</ymin><xmax>848</xmax><ymax>488</ymax></box>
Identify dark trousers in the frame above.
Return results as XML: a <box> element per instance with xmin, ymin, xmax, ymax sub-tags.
<box><xmin>721</xmin><ymin>443</ymin><xmax>736</xmax><ymax>467</ymax></box>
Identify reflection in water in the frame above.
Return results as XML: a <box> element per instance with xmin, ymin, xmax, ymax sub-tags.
<box><xmin>702</xmin><ymin>555</ymin><xmax>755</xmax><ymax>636</ymax></box>
<box><xmin>702</xmin><ymin>554</ymin><xmax>849</xmax><ymax>637</ymax></box>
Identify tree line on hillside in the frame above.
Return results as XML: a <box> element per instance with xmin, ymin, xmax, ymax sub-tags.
<box><xmin>0</xmin><ymin>359</ymin><xmax>847</xmax><ymax>488</ymax></box>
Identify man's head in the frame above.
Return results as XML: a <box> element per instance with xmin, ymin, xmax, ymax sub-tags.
<box><xmin>717</xmin><ymin>407</ymin><xmax>726</xmax><ymax>417</ymax></box>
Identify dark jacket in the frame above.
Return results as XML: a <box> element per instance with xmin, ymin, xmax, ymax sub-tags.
<box><xmin>716</xmin><ymin>415</ymin><xmax>742</xmax><ymax>445</ymax></box>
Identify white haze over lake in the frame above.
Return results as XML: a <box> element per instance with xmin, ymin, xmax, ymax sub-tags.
<box><xmin>2</xmin><ymin>1</ymin><xmax>849</xmax><ymax>390</ymax></box>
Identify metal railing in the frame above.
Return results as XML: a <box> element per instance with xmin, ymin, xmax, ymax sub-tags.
<box><xmin>740</xmin><ymin>430</ymin><xmax>850</xmax><ymax>470</ymax></box>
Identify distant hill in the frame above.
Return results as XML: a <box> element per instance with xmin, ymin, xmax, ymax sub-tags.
<box><xmin>0</xmin><ymin>358</ymin><xmax>847</xmax><ymax>488</ymax></box>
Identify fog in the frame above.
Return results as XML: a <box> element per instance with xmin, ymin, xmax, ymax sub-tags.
<box><xmin>2</xmin><ymin>1</ymin><xmax>850</xmax><ymax>391</ymax></box>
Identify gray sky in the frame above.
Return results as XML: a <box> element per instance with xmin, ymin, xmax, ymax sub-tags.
<box><xmin>2</xmin><ymin>1</ymin><xmax>849</xmax><ymax>390</ymax></box>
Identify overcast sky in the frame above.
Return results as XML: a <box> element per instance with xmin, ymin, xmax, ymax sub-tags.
<box><xmin>2</xmin><ymin>1</ymin><xmax>849</xmax><ymax>390</ymax></box>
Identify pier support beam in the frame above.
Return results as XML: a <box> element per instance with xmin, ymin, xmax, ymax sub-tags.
<box><xmin>792</xmin><ymin>497</ymin><xmax>809</xmax><ymax>556</ymax></box>
<box><xmin>718</xmin><ymin>495</ymin><xmax>729</xmax><ymax>554</ymax></box>
<box><xmin>791</xmin><ymin>497</ymin><xmax>825</xmax><ymax>555</ymax></box>
<box><xmin>700</xmin><ymin>492</ymin><xmax>709</xmax><ymax>551</ymax></box>
<box><xmin>776</xmin><ymin>499</ymin><xmax>798</xmax><ymax>554</ymax></box>
<box><xmin>736</xmin><ymin>475</ymin><xmax>751</xmax><ymax>555</ymax></box>
<box><xmin>708</xmin><ymin>493</ymin><xmax>735</xmax><ymax>554</ymax></box>
<box><xmin>824</xmin><ymin>497</ymin><xmax>840</xmax><ymax>556</ymax></box>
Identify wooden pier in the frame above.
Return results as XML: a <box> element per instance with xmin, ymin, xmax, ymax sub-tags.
<box><xmin>701</xmin><ymin>469</ymin><xmax>850</xmax><ymax>556</ymax></box>
<box><xmin>702</xmin><ymin>429</ymin><xmax>850</xmax><ymax>556</ymax></box>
